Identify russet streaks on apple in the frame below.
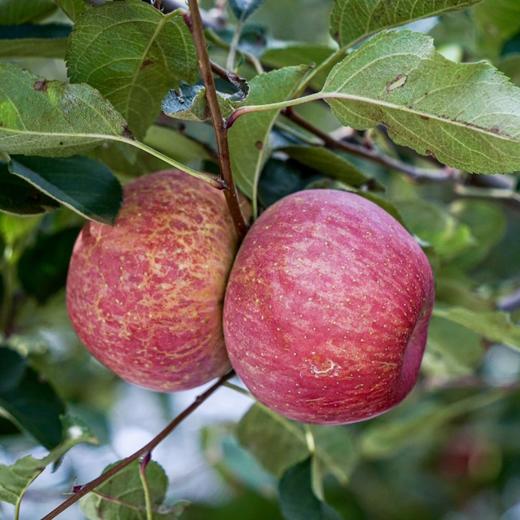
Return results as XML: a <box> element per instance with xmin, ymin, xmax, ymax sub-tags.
<box><xmin>67</xmin><ymin>170</ymin><xmax>238</xmax><ymax>391</ymax></box>
<box><xmin>223</xmin><ymin>189</ymin><xmax>434</xmax><ymax>424</ymax></box>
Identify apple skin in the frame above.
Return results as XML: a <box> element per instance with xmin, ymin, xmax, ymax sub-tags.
<box><xmin>223</xmin><ymin>189</ymin><xmax>434</xmax><ymax>424</ymax></box>
<box><xmin>67</xmin><ymin>170</ymin><xmax>239</xmax><ymax>392</ymax></box>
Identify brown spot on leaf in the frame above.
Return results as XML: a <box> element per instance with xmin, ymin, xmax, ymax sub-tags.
<box><xmin>420</xmin><ymin>115</ymin><xmax>430</xmax><ymax>121</ymax></box>
<box><xmin>386</xmin><ymin>74</ymin><xmax>407</xmax><ymax>93</ymax></box>
<box><xmin>255</xmin><ymin>141</ymin><xmax>263</xmax><ymax>150</ymax></box>
<box><xmin>140</xmin><ymin>59</ymin><xmax>154</xmax><ymax>70</ymax></box>
<box><xmin>490</xmin><ymin>126</ymin><xmax>502</xmax><ymax>135</ymax></box>
<box><xmin>122</xmin><ymin>125</ymin><xmax>134</xmax><ymax>139</ymax></box>
<box><xmin>33</xmin><ymin>79</ymin><xmax>48</xmax><ymax>92</ymax></box>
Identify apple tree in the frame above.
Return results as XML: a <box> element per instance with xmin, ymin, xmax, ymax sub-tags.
<box><xmin>1</xmin><ymin>0</ymin><xmax>520</xmax><ymax>518</ymax></box>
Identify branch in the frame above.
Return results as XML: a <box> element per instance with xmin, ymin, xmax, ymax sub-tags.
<box><xmin>187</xmin><ymin>0</ymin><xmax>248</xmax><ymax>240</ymax></box>
<box><xmin>282</xmin><ymin>108</ymin><xmax>457</xmax><ymax>182</ymax></box>
<box><xmin>41</xmin><ymin>371</ymin><xmax>234</xmax><ymax>520</ymax></box>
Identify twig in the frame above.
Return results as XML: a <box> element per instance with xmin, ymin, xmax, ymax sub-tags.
<box><xmin>282</xmin><ymin>108</ymin><xmax>457</xmax><ymax>182</ymax></box>
<box><xmin>41</xmin><ymin>371</ymin><xmax>234</xmax><ymax>520</ymax></box>
<box><xmin>187</xmin><ymin>0</ymin><xmax>248</xmax><ymax>240</ymax></box>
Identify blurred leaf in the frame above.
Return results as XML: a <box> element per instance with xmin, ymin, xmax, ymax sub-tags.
<box><xmin>8</xmin><ymin>155</ymin><xmax>122</xmax><ymax>224</ymax></box>
<box><xmin>279</xmin><ymin>458</ymin><xmax>342</xmax><ymax>520</ymax></box>
<box><xmin>322</xmin><ymin>30</ymin><xmax>520</xmax><ymax>173</ymax></box>
<box><xmin>450</xmin><ymin>200</ymin><xmax>507</xmax><ymax>271</ymax></box>
<box><xmin>360</xmin><ymin>390</ymin><xmax>505</xmax><ymax>459</ymax></box>
<box><xmin>429</xmin><ymin>11</ymin><xmax>477</xmax><ymax>55</ymax></box>
<box><xmin>0</xmin><ymin>37</ymin><xmax>67</xmax><ymax>58</ymax></box>
<box><xmin>18</xmin><ymin>226</ymin><xmax>80</xmax><ymax>303</ymax></box>
<box><xmin>433</xmin><ymin>305</ymin><xmax>520</xmax><ymax>351</ymax></box>
<box><xmin>0</xmin><ymin>159</ymin><xmax>59</xmax><ymax>215</ymax></box>
<box><xmin>54</xmin><ymin>0</ymin><xmax>93</xmax><ymax>21</ymax></box>
<box><xmin>237</xmin><ymin>404</ymin><xmax>356</xmax><ymax>485</ymax></box>
<box><xmin>0</xmin><ymin>346</ymin><xmax>65</xmax><ymax>448</ymax></box>
<box><xmin>0</xmin><ymin>0</ymin><xmax>56</xmax><ymax>25</ymax></box>
<box><xmin>0</xmin><ymin>416</ymin><xmax>96</xmax><ymax>508</ymax></box>
<box><xmin>0</xmin><ymin>214</ymin><xmax>41</xmax><ymax>245</ymax></box>
<box><xmin>229</xmin><ymin>66</ymin><xmax>308</xmax><ymax>213</ymax></box>
<box><xmin>330</xmin><ymin>0</ymin><xmax>479</xmax><ymax>47</ymax></box>
<box><xmin>0</xmin><ymin>62</ymin><xmax>127</xmax><ymax>157</ymax></box>
<box><xmin>281</xmin><ymin>145</ymin><xmax>381</xmax><ymax>189</ymax></box>
<box><xmin>500</xmin><ymin>53</ymin><xmax>520</xmax><ymax>85</ymax></box>
<box><xmin>423</xmin><ymin>316</ymin><xmax>484</xmax><ymax>377</ymax></box>
<box><xmin>80</xmin><ymin>460</ymin><xmax>188</xmax><ymax>519</ymax></box>
<box><xmin>67</xmin><ymin>0</ymin><xmax>197</xmax><ymax>137</ymax></box>
<box><xmin>162</xmin><ymin>84</ymin><xmax>236</xmax><ymax>122</ymax></box>
<box><xmin>474</xmin><ymin>0</ymin><xmax>520</xmax><ymax>56</ymax></box>
<box><xmin>397</xmin><ymin>199</ymin><xmax>474</xmax><ymax>260</ymax></box>
<box><xmin>229</xmin><ymin>0</ymin><xmax>264</xmax><ymax>21</ymax></box>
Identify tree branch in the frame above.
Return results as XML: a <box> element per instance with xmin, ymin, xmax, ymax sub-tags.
<box><xmin>186</xmin><ymin>0</ymin><xmax>248</xmax><ymax>240</ymax></box>
<box><xmin>41</xmin><ymin>371</ymin><xmax>234</xmax><ymax>520</ymax></box>
<box><xmin>282</xmin><ymin>108</ymin><xmax>457</xmax><ymax>182</ymax></box>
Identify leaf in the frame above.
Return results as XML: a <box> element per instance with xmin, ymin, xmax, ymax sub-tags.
<box><xmin>162</xmin><ymin>84</ymin><xmax>236</xmax><ymax>122</ymax></box>
<box><xmin>0</xmin><ymin>346</ymin><xmax>65</xmax><ymax>449</ymax></box>
<box><xmin>0</xmin><ymin>62</ymin><xmax>127</xmax><ymax>157</ymax></box>
<box><xmin>397</xmin><ymin>199</ymin><xmax>475</xmax><ymax>260</ymax></box>
<box><xmin>0</xmin><ymin>0</ymin><xmax>56</xmax><ymax>25</ymax></box>
<box><xmin>279</xmin><ymin>458</ymin><xmax>342</xmax><ymax>520</ymax></box>
<box><xmin>360</xmin><ymin>390</ymin><xmax>505</xmax><ymax>459</ymax></box>
<box><xmin>54</xmin><ymin>0</ymin><xmax>92</xmax><ymax>21</ymax></box>
<box><xmin>67</xmin><ymin>0</ymin><xmax>197</xmax><ymax>137</ymax></box>
<box><xmin>330</xmin><ymin>0</ymin><xmax>481</xmax><ymax>47</ymax></box>
<box><xmin>432</xmin><ymin>305</ymin><xmax>520</xmax><ymax>351</ymax></box>
<box><xmin>0</xmin><ymin>159</ymin><xmax>58</xmax><ymax>215</ymax></box>
<box><xmin>322</xmin><ymin>30</ymin><xmax>520</xmax><ymax>173</ymax></box>
<box><xmin>80</xmin><ymin>460</ymin><xmax>188</xmax><ymax>519</ymax></box>
<box><xmin>229</xmin><ymin>0</ymin><xmax>264</xmax><ymax>21</ymax></box>
<box><xmin>281</xmin><ymin>145</ymin><xmax>381</xmax><ymax>189</ymax></box>
<box><xmin>229</xmin><ymin>66</ymin><xmax>308</xmax><ymax>213</ymax></box>
<box><xmin>0</xmin><ymin>37</ymin><xmax>67</xmax><ymax>58</ymax></box>
<box><xmin>237</xmin><ymin>404</ymin><xmax>356</xmax><ymax>485</ymax></box>
<box><xmin>423</xmin><ymin>316</ymin><xmax>484</xmax><ymax>377</ymax></box>
<box><xmin>0</xmin><ymin>416</ymin><xmax>96</xmax><ymax>508</ymax></box>
<box><xmin>500</xmin><ymin>53</ymin><xmax>520</xmax><ymax>86</ymax></box>
<box><xmin>8</xmin><ymin>155</ymin><xmax>123</xmax><ymax>223</ymax></box>
<box><xmin>474</xmin><ymin>0</ymin><xmax>520</xmax><ymax>56</ymax></box>
<box><xmin>0</xmin><ymin>214</ymin><xmax>41</xmax><ymax>246</ymax></box>
<box><xmin>18</xmin><ymin>226</ymin><xmax>80</xmax><ymax>303</ymax></box>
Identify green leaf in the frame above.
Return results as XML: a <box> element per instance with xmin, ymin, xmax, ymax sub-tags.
<box><xmin>0</xmin><ymin>38</ymin><xmax>67</xmax><ymax>58</ymax></box>
<box><xmin>18</xmin><ymin>226</ymin><xmax>80</xmax><ymax>303</ymax></box>
<box><xmin>322</xmin><ymin>30</ymin><xmax>520</xmax><ymax>173</ymax></box>
<box><xmin>279</xmin><ymin>458</ymin><xmax>342</xmax><ymax>520</ymax></box>
<box><xmin>432</xmin><ymin>305</ymin><xmax>520</xmax><ymax>351</ymax></box>
<box><xmin>423</xmin><ymin>316</ymin><xmax>484</xmax><ymax>377</ymax></box>
<box><xmin>229</xmin><ymin>0</ymin><xmax>264</xmax><ymax>21</ymax></box>
<box><xmin>330</xmin><ymin>0</ymin><xmax>480</xmax><ymax>47</ymax></box>
<box><xmin>67</xmin><ymin>0</ymin><xmax>197</xmax><ymax>137</ymax></box>
<box><xmin>0</xmin><ymin>159</ymin><xmax>59</xmax><ymax>215</ymax></box>
<box><xmin>162</xmin><ymin>84</ymin><xmax>236</xmax><ymax>122</ymax></box>
<box><xmin>0</xmin><ymin>346</ymin><xmax>65</xmax><ymax>449</ymax></box>
<box><xmin>474</xmin><ymin>0</ymin><xmax>520</xmax><ymax>56</ymax></box>
<box><xmin>80</xmin><ymin>460</ymin><xmax>188</xmax><ymax>519</ymax></box>
<box><xmin>8</xmin><ymin>155</ymin><xmax>123</xmax><ymax>223</ymax></box>
<box><xmin>360</xmin><ymin>390</ymin><xmax>505</xmax><ymax>459</ymax></box>
<box><xmin>237</xmin><ymin>404</ymin><xmax>356</xmax><ymax>485</ymax></box>
<box><xmin>229</xmin><ymin>66</ymin><xmax>308</xmax><ymax>213</ymax></box>
<box><xmin>0</xmin><ymin>0</ymin><xmax>56</xmax><ymax>25</ymax></box>
<box><xmin>397</xmin><ymin>199</ymin><xmax>475</xmax><ymax>260</ymax></box>
<box><xmin>500</xmin><ymin>53</ymin><xmax>520</xmax><ymax>86</ymax></box>
<box><xmin>281</xmin><ymin>145</ymin><xmax>381</xmax><ymax>189</ymax></box>
<box><xmin>0</xmin><ymin>214</ymin><xmax>41</xmax><ymax>245</ymax></box>
<box><xmin>0</xmin><ymin>416</ymin><xmax>96</xmax><ymax>508</ymax></box>
<box><xmin>54</xmin><ymin>0</ymin><xmax>92</xmax><ymax>21</ymax></box>
<box><xmin>0</xmin><ymin>62</ymin><xmax>127</xmax><ymax>157</ymax></box>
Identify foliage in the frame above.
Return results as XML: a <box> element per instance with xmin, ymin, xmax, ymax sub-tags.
<box><xmin>0</xmin><ymin>0</ymin><xmax>520</xmax><ymax>519</ymax></box>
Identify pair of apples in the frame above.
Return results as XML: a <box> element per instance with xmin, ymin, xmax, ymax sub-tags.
<box><xmin>67</xmin><ymin>170</ymin><xmax>434</xmax><ymax>424</ymax></box>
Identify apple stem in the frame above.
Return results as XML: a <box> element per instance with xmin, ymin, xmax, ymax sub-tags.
<box><xmin>186</xmin><ymin>0</ymin><xmax>249</xmax><ymax>240</ymax></box>
<box><xmin>41</xmin><ymin>371</ymin><xmax>234</xmax><ymax>520</ymax></box>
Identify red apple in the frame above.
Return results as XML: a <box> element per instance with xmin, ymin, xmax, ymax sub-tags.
<box><xmin>223</xmin><ymin>189</ymin><xmax>434</xmax><ymax>424</ymax></box>
<box><xmin>67</xmin><ymin>170</ymin><xmax>239</xmax><ymax>392</ymax></box>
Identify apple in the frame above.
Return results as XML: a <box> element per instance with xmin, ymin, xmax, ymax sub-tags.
<box><xmin>67</xmin><ymin>170</ymin><xmax>240</xmax><ymax>392</ymax></box>
<box><xmin>223</xmin><ymin>189</ymin><xmax>434</xmax><ymax>424</ymax></box>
